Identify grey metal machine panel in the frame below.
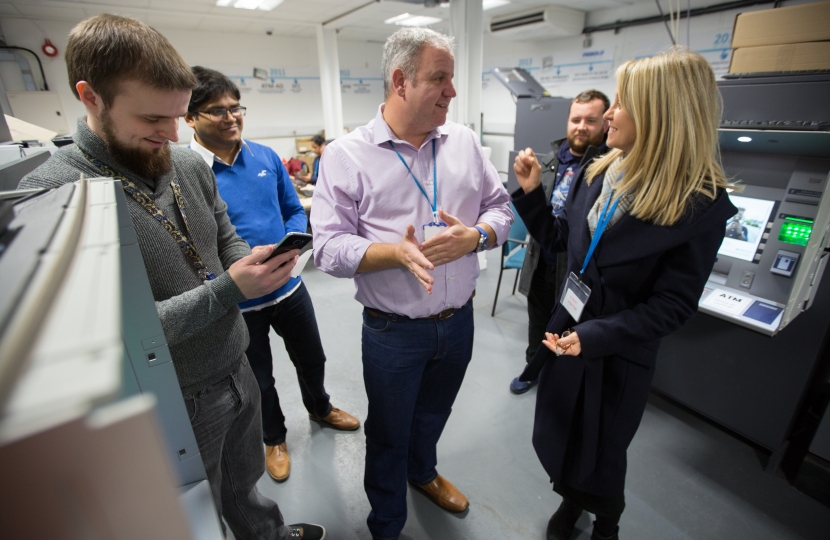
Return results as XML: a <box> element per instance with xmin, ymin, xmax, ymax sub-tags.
<box><xmin>0</xmin><ymin>150</ymin><xmax>50</xmax><ymax>191</ymax></box>
<box><xmin>113</xmin><ymin>183</ymin><xmax>207</xmax><ymax>486</ymax></box>
<box><xmin>514</xmin><ymin>97</ymin><xmax>571</xmax><ymax>156</ymax></box>
<box><xmin>719</xmin><ymin>73</ymin><xmax>830</xmax><ymax>126</ymax></box>
<box><xmin>653</xmin><ymin>74</ymin><xmax>830</xmax><ymax>463</ymax></box>
<box><xmin>653</xmin><ymin>273</ymin><xmax>830</xmax><ymax>452</ymax></box>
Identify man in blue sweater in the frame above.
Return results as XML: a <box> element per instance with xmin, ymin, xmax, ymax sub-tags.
<box><xmin>186</xmin><ymin>67</ymin><xmax>360</xmax><ymax>483</ymax></box>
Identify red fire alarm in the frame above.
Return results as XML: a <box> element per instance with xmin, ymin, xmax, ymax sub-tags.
<box><xmin>42</xmin><ymin>39</ymin><xmax>58</xmax><ymax>58</ymax></box>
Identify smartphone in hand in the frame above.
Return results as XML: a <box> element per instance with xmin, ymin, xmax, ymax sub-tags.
<box><xmin>263</xmin><ymin>232</ymin><xmax>313</xmax><ymax>263</ymax></box>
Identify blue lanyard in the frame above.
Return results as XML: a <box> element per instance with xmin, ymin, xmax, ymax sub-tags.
<box><xmin>388</xmin><ymin>139</ymin><xmax>437</xmax><ymax>218</ymax></box>
<box><xmin>580</xmin><ymin>177</ymin><xmax>624</xmax><ymax>275</ymax></box>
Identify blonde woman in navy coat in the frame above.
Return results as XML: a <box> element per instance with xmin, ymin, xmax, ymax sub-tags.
<box><xmin>512</xmin><ymin>48</ymin><xmax>738</xmax><ymax>540</ymax></box>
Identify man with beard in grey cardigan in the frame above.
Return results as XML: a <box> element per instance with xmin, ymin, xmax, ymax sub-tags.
<box><xmin>20</xmin><ymin>13</ymin><xmax>326</xmax><ymax>540</ymax></box>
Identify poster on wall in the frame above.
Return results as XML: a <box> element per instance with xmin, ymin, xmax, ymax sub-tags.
<box><xmin>632</xmin><ymin>31</ymin><xmax>733</xmax><ymax>79</ymax></box>
<box><xmin>697</xmin><ymin>31</ymin><xmax>733</xmax><ymax>79</ymax></box>
<box><xmin>212</xmin><ymin>66</ymin><xmax>322</xmax><ymax>94</ymax></box>
<box><xmin>537</xmin><ymin>48</ymin><xmax>615</xmax><ymax>93</ymax></box>
<box><xmin>341</xmin><ymin>69</ymin><xmax>383</xmax><ymax>95</ymax></box>
<box><xmin>482</xmin><ymin>49</ymin><xmax>614</xmax><ymax>96</ymax></box>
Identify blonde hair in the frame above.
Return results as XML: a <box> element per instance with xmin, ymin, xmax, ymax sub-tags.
<box><xmin>586</xmin><ymin>47</ymin><xmax>730</xmax><ymax>226</ymax></box>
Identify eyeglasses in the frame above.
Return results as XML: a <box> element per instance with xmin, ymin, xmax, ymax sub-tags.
<box><xmin>195</xmin><ymin>106</ymin><xmax>247</xmax><ymax>121</ymax></box>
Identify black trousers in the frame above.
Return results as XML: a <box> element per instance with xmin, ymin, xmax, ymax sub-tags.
<box><xmin>242</xmin><ymin>282</ymin><xmax>332</xmax><ymax>446</ymax></box>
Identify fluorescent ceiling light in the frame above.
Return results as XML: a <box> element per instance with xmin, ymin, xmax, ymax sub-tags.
<box><xmin>257</xmin><ymin>0</ymin><xmax>284</xmax><ymax>10</ymax></box>
<box><xmin>226</xmin><ymin>0</ymin><xmax>284</xmax><ymax>10</ymax></box>
<box><xmin>385</xmin><ymin>13</ymin><xmax>411</xmax><ymax>24</ymax></box>
<box><xmin>233</xmin><ymin>0</ymin><xmax>261</xmax><ymax>8</ymax></box>
<box><xmin>384</xmin><ymin>13</ymin><xmax>442</xmax><ymax>26</ymax></box>
<box><xmin>398</xmin><ymin>16</ymin><xmax>442</xmax><ymax>26</ymax></box>
<box><xmin>483</xmin><ymin>0</ymin><xmax>510</xmax><ymax>10</ymax></box>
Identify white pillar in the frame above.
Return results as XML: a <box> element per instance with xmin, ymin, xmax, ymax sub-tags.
<box><xmin>448</xmin><ymin>0</ymin><xmax>483</xmax><ymax>137</ymax></box>
<box><xmin>316</xmin><ymin>25</ymin><xmax>344</xmax><ymax>140</ymax></box>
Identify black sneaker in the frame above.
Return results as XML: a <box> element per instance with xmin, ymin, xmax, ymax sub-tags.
<box><xmin>510</xmin><ymin>375</ymin><xmax>535</xmax><ymax>395</ymax></box>
<box><xmin>288</xmin><ymin>523</ymin><xmax>326</xmax><ymax>539</ymax></box>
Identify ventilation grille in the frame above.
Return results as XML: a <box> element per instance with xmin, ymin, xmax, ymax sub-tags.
<box><xmin>490</xmin><ymin>10</ymin><xmax>545</xmax><ymax>32</ymax></box>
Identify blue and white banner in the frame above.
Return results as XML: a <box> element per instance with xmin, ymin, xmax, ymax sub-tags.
<box><xmin>341</xmin><ymin>69</ymin><xmax>383</xmax><ymax>95</ymax></box>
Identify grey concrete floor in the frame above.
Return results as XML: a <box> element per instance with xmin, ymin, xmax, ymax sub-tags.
<box><xmin>250</xmin><ymin>250</ymin><xmax>830</xmax><ymax>540</ymax></box>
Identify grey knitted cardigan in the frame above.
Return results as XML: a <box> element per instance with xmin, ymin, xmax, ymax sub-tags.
<box><xmin>20</xmin><ymin>118</ymin><xmax>251</xmax><ymax>395</ymax></box>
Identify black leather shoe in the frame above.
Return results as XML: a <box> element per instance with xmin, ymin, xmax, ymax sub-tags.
<box><xmin>590</xmin><ymin>521</ymin><xmax>619</xmax><ymax>540</ymax></box>
<box><xmin>546</xmin><ymin>500</ymin><xmax>583</xmax><ymax>540</ymax></box>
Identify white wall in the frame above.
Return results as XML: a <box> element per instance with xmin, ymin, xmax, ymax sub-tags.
<box><xmin>480</xmin><ymin>0</ymin><xmax>814</xmax><ymax>180</ymax></box>
<box><xmin>0</xmin><ymin>17</ymin><xmax>383</xmax><ymax>159</ymax></box>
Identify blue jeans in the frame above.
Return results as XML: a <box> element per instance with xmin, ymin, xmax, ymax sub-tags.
<box><xmin>243</xmin><ymin>282</ymin><xmax>332</xmax><ymax>446</ymax></box>
<box><xmin>183</xmin><ymin>357</ymin><xmax>291</xmax><ymax>540</ymax></box>
<box><xmin>361</xmin><ymin>301</ymin><xmax>475</xmax><ymax>540</ymax></box>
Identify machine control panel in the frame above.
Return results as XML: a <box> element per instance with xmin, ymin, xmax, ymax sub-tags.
<box><xmin>700</xmin><ymin>154</ymin><xmax>830</xmax><ymax>335</ymax></box>
<box><xmin>770</xmin><ymin>250</ymin><xmax>800</xmax><ymax>277</ymax></box>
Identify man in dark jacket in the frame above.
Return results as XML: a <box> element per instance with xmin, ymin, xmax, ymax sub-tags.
<box><xmin>510</xmin><ymin>90</ymin><xmax>610</xmax><ymax>394</ymax></box>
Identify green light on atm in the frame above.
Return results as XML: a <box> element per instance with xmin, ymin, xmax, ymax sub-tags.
<box><xmin>778</xmin><ymin>221</ymin><xmax>812</xmax><ymax>246</ymax></box>
<box><xmin>783</xmin><ymin>216</ymin><xmax>814</xmax><ymax>224</ymax></box>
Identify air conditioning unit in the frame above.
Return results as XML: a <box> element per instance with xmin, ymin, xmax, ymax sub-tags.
<box><xmin>489</xmin><ymin>6</ymin><xmax>585</xmax><ymax>41</ymax></box>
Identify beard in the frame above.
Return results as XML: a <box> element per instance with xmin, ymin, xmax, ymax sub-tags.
<box><xmin>567</xmin><ymin>129</ymin><xmax>606</xmax><ymax>156</ymax></box>
<box><xmin>100</xmin><ymin>110</ymin><xmax>172</xmax><ymax>180</ymax></box>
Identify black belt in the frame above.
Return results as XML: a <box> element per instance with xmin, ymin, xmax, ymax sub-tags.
<box><xmin>367</xmin><ymin>291</ymin><xmax>475</xmax><ymax>322</ymax></box>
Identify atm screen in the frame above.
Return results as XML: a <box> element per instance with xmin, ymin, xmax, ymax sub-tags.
<box><xmin>718</xmin><ymin>195</ymin><xmax>776</xmax><ymax>262</ymax></box>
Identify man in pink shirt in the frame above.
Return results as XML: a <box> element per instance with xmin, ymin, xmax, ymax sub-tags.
<box><xmin>312</xmin><ymin>27</ymin><xmax>512</xmax><ymax>540</ymax></box>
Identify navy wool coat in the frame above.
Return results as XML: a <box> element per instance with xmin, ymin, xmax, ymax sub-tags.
<box><xmin>512</xmin><ymin>166</ymin><xmax>737</xmax><ymax>497</ymax></box>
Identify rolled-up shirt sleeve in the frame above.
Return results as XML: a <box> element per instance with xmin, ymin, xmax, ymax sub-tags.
<box><xmin>475</xmin><ymin>142</ymin><xmax>513</xmax><ymax>248</ymax></box>
<box><xmin>311</xmin><ymin>144</ymin><xmax>373</xmax><ymax>278</ymax></box>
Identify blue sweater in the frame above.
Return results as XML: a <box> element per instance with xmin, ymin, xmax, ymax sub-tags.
<box><xmin>212</xmin><ymin>140</ymin><xmax>308</xmax><ymax>310</ymax></box>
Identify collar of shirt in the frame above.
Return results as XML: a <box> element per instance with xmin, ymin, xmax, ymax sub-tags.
<box><xmin>189</xmin><ymin>137</ymin><xmax>252</xmax><ymax>168</ymax></box>
<box><xmin>372</xmin><ymin>104</ymin><xmax>450</xmax><ymax>149</ymax></box>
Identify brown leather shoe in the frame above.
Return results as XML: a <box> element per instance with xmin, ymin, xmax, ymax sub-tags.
<box><xmin>309</xmin><ymin>406</ymin><xmax>360</xmax><ymax>431</ymax></box>
<box><xmin>265</xmin><ymin>442</ymin><xmax>290</xmax><ymax>482</ymax></box>
<box><xmin>410</xmin><ymin>474</ymin><xmax>469</xmax><ymax>513</ymax></box>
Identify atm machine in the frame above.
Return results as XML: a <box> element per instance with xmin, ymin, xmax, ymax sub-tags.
<box><xmin>0</xmin><ymin>178</ymin><xmax>222</xmax><ymax>538</ymax></box>
<box><xmin>652</xmin><ymin>73</ymin><xmax>830</xmax><ymax>471</ymax></box>
<box><xmin>491</xmin><ymin>67</ymin><xmax>572</xmax><ymax>193</ymax></box>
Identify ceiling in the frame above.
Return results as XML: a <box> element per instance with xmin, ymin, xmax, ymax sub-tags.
<box><xmin>0</xmin><ymin>0</ymin><xmax>640</xmax><ymax>41</ymax></box>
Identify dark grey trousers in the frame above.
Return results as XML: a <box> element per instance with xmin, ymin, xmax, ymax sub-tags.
<box><xmin>184</xmin><ymin>356</ymin><xmax>291</xmax><ymax>540</ymax></box>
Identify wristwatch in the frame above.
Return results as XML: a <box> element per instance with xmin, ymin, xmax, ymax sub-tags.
<box><xmin>473</xmin><ymin>226</ymin><xmax>489</xmax><ymax>253</ymax></box>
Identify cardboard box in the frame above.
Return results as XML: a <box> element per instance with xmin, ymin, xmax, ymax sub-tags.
<box><xmin>295</xmin><ymin>137</ymin><xmax>314</xmax><ymax>154</ymax></box>
<box><xmin>731</xmin><ymin>1</ymin><xmax>830</xmax><ymax>48</ymax></box>
<box><xmin>297</xmin><ymin>154</ymin><xmax>316</xmax><ymax>173</ymax></box>
<box><xmin>729</xmin><ymin>42</ymin><xmax>830</xmax><ymax>73</ymax></box>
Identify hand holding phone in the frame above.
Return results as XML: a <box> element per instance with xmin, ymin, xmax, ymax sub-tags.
<box><xmin>263</xmin><ymin>232</ymin><xmax>313</xmax><ymax>263</ymax></box>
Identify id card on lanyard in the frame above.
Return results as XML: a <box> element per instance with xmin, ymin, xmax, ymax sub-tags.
<box><xmin>561</xmin><ymin>183</ymin><xmax>623</xmax><ymax>322</ymax></box>
<box><xmin>388</xmin><ymin>139</ymin><xmax>446</xmax><ymax>239</ymax></box>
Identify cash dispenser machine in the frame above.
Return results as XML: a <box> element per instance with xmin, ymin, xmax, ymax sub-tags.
<box><xmin>653</xmin><ymin>73</ymin><xmax>830</xmax><ymax>471</ymax></box>
<box><xmin>0</xmin><ymin>178</ymin><xmax>222</xmax><ymax>538</ymax></box>
<box><xmin>491</xmin><ymin>67</ymin><xmax>572</xmax><ymax>193</ymax></box>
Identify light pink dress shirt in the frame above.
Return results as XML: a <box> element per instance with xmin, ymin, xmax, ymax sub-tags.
<box><xmin>312</xmin><ymin>105</ymin><xmax>513</xmax><ymax>318</ymax></box>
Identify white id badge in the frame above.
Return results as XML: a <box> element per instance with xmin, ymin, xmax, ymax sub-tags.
<box><xmin>560</xmin><ymin>272</ymin><xmax>591</xmax><ymax>322</ymax></box>
<box><xmin>423</xmin><ymin>222</ymin><xmax>448</xmax><ymax>240</ymax></box>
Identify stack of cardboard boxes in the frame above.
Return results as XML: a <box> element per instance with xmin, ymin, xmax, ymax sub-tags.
<box><xmin>295</xmin><ymin>137</ymin><xmax>318</xmax><ymax>173</ymax></box>
<box><xmin>729</xmin><ymin>1</ymin><xmax>830</xmax><ymax>74</ymax></box>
